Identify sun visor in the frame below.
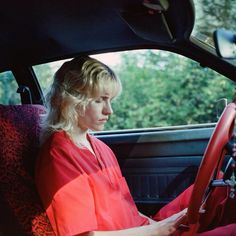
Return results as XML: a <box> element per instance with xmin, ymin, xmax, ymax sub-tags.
<box><xmin>121</xmin><ymin>11</ymin><xmax>173</xmax><ymax>43</ymax></box>
<box><xmin>120</xmin><ymin>0</ymin><xmax>194</xmax><ymax>44</ymax></box>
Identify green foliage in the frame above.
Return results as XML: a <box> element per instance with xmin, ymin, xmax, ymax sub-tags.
<box><xmin>105</xmin><ymin>50</ymin><xmax>235</xmax><ymax>130</ymax></box>
<box><xmin>193</xmin><ymin>0</ymin><xmax>236</xmax><ymax>45</ymax></box>
<box><xmin>0</xmin><ymin>71</ymin><xmax>20</xmax><ymax>104</ymax></box>
<box><xmin>0</xmin><ymin>51</ymin><xmax>234</xmax><ymax>130</ymax></box>
<box><xmin>34</xmin><ymin>63</ymin><xmax>54</xmax><ymax>95</ymax></box>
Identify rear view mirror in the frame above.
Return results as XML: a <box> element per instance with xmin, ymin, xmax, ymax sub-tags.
<box><xmin>213</xmin><ymin>29</ymin><xmax>236</xmax><ymax>59</ymax></box>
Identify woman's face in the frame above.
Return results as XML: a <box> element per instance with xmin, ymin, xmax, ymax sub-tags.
<box><xmin>77</xmin><ymin>83</ymin><xmax>118</xmax><ymax>131</ymax></box>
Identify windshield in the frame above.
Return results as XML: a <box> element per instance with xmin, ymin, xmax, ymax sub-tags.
<box><xmin>192</xmin><ymin>0</ymin><xmax>236</xmax><ymax>63</ymax></box>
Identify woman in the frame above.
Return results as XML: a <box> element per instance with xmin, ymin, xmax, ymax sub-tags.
<box><xmin>35</xmin><ymin>56</ymin><xmax>185</xmax><ymax>236</ymax></box>
<box><xmin>35</xmin><ymin>56</ymin><xmax>236</xmax><ymax>236</ymax></box>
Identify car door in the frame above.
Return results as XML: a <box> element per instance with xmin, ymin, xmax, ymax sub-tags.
<box><xmin>97</xmin><ymin>124</ymin><xmax>214</xmax><ymax>216</ymax></box>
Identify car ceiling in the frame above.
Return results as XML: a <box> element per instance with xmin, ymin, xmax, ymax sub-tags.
<box><xmin>1</xmin><ymin>0</ymin><xmax>236</xmax><ymax>82</ymax></box>
<box><xmin>0</xmin><ymin>0</ymin><xmax>194</xmax><ymax>71</ymax></box>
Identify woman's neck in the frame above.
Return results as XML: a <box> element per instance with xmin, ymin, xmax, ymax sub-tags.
<box><xmin>71</xmin><ymin>126</ymin><xmax>88</xmax><ymax>144</ymax></box>
<box><xmin>70</xmin><ymin>127</ymin><xmax>96</xmax><ymax>156</ymax></box>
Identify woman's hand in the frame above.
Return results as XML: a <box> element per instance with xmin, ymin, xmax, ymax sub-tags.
<box><xmin>79</xmin><ymin>209</ymin><xmax>187</xmax><ymax>236</ymax></box>
<box><xmin>150</xmin><ymin>208</ymin><xmax>187</xmax><ymax>236</ymax></box>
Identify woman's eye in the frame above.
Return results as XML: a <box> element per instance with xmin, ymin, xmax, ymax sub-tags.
<box><xmin>95</xmin><ymin>99</ymin><xmax>102</xmax><ymax>103</ymax></box>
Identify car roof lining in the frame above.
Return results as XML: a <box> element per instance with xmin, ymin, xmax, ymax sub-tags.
<box><xmin>2</xmin><ymin>0</ymin><xmax>235</xmax><ymax>83</ymax></box>
<box><xmin>0</xmin><ymin>0</ymin><xmax>194</xmax><ymax>72</ymax></box>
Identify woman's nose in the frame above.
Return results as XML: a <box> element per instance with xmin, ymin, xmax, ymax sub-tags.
<box><xmin>103</xmin><ymin>102</ymin><xmax>113</xmax><ymax>115</ymax></box>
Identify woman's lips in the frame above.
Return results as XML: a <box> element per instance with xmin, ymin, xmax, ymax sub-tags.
<box><xmin>98</xmin><ymin>118</ymin><xmax>108</xmax><ymax>123</ymax></box>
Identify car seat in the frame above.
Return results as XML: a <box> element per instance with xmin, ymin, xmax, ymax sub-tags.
<box><xmin>0</xmin><ymin>104</ymin><xmax>54</xmax><ymax>235</ymax></box>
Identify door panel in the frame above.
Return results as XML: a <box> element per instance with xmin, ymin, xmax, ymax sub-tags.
<box><xmin>96</xmin><ymin>126</ymin><xmax>214</xmax><ymax>215</ymax></box>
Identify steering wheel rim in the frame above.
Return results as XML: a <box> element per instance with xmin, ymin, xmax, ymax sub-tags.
<box><xmin>185</xmin><ymin>103</ymin><xmax>236</xmax><ymax>233</ymax></box>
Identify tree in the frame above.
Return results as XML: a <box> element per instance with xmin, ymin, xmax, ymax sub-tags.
<box><xmin>0</xmin><ymin>71</ymin><xmax>21</xmax><ymax>104</ymax></box>
<box><xmin>193</xmin><ymin>0</ymin><xmax>236</xmax><ymax>45</ymax></box>
<box><xmin>105</xmin><ymin>50</ymin><xmax>235</xmax><ymax>130</ymax></box>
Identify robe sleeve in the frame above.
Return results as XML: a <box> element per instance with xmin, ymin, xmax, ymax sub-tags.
<box><xmin>35</xmin><ymin>142</ymin><xmax>98</xmax><ymax>236</ymax></box>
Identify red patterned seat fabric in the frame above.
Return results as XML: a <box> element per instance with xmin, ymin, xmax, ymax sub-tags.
<box><xmin>0</xmin><ymin>105</ymin><xmax>54</xmax><ymax>235</ymax></box>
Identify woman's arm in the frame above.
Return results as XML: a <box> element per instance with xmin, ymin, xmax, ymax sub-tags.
<box><xmin>138</xmin><ymin>211</ymin><xmax>157</xmax><ymax>224</ymax></box>
<box><xmin>79</xmin><ymin>223</ymin><xmax>174</xmax><ymax>236</ymax></box>
<box><xmin>78</xmin><ymin>209</ymin><xmax>187</xmax><ymax>236</ymax></box>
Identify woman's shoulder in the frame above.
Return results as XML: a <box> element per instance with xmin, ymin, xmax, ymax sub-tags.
<box><xmin>37</xmin><ymin>131</ymin><xmax>73</xmax><ymax>167</ymax></box>
<box><xmin>51</xmin><ymin>130</ymin><xmax>68</xmax><ymax>142</ymax></box>
<box><xmin>41</xmin><ymin>130</ymin><xmax>71</xmax><ymax>150</ymax></box>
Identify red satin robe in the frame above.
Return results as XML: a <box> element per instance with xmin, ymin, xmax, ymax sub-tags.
<box><xmin>36</xmin><ymin>131</ymin><xmax>236</xmax><ymax>236</ymax></box>
<box><xmin>35</xmin><ymin>131</ymin><xmax>148</xmax><ymax>236</ymax></box>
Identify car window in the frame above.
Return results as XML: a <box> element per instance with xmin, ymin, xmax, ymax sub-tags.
<box><xmin>34</xmin><ymin>50</ymin><xmax>235</xmax><ymax>130</ymax></box>
<box><xmin>192</xmin><ymin>0</ymin><xmax>236</xmax><ymax>65</ymax></box>
<box><xmin>0</xmin><ymin>71</ymin><xmax>21</xmax><ymax>105</ymax></box>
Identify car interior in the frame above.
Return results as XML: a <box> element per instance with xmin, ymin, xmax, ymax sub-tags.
<box><xmin>0</xmin><ymin>0</ymin><xmax>236</xmax><ymax>235</ymax></box>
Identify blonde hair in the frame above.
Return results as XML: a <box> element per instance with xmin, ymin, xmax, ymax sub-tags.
<box><xmin>40</xmin><ymin>56</ymin><xmax>121</xmax><ymax>143</ymax></box>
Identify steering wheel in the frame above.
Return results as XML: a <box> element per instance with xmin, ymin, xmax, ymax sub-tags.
<box><xmin>181</xmin><ymin>103</ymin><xmax>236</xmax><ymax>235</ymax></box>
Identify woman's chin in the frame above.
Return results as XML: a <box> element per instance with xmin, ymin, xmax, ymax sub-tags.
<box><xmin>91</xmin><ymin>125</ymin><xmax>105</xmax><ymax>132</ymax></box>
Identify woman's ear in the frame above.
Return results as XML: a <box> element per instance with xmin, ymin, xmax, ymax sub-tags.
<box><xmin>76</xmin><ymin>104</ymin><xmax>85</xmax><ymax>117</ymax></box>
